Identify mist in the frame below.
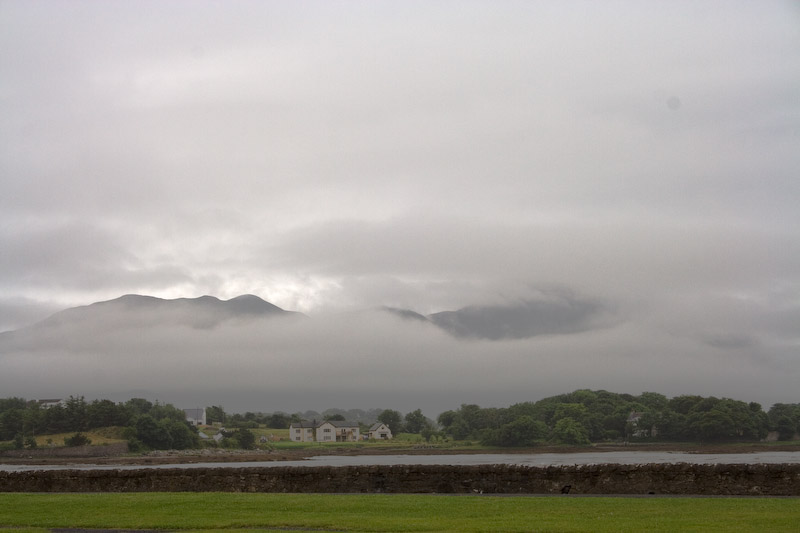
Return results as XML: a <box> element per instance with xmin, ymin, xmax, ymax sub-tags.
<box><xmin>1</xmin><ymin>295</ymin><xmax>795</xmax><ymax>416</ymax></box>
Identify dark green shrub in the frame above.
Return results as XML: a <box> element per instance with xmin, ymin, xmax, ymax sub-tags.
<box><xmin>64</xmin><ymin>432</ymin><xmax>92</xmax><ymax>447</ymax></box>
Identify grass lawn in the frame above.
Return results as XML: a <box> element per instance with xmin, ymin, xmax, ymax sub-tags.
<box><xmin>31</xmin><ymin>428</ymin><xmax>127</xmax><ymax>447</ymax></box>
<box><xmin>1</xmin><ymin>493</ymin><xmax>798</xmax><ymax>532</ymax></box>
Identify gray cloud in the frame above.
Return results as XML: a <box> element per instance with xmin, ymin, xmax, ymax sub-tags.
<box><xmin>1</xmin><ymin>1</ymin><xmax>798</xmax><ymax>411</ymax></box>
<box><xmin>0</xmin><ymin>297</ymin><xmax>61</xmax><ymax>334</ymax></box>
<box><xmin>0</xmin><ymin>298</ymin><xmax>796</xmax><ymax>415</ymax></box>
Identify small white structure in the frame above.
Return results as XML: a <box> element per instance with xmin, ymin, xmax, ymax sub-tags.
<box><xmin>289</xmin><ymin>420</ymin><xmax>360</xmax><ymax>442</ymax></box>
<box><xmin>368</xmin><ymin>423</ymin><xmax>393</xmax><ymax>440</ymax></box>
<box><xmin>184</xmin><ymin>407</ymin><xmax>207</xmax><ymax>426</ymax></box>
<box><xmin>212</xmin><ymin>427</ymin><xmax>226</xmax><ymax>443</ymax></box>
<box><xmin>627</xmin><ymin>411</ymin><xmax>657</xmax><ymax>438</ymax></box>
<box><xmin>37</xmin><ymin>399</ymin><xmax>64</xmax><ymax>409</ymax></box>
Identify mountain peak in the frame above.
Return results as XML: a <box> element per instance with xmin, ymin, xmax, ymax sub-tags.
<box><xmin>12</xmin><ymin>293</ymin><xmax>298</xmax><ymax>333</ymax></box>
<box><xmin>225</xmin><ymin>294</ymin><xmax>284</xmax><ymax>314</ymax></box>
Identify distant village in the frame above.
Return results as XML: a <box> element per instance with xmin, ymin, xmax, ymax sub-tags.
<box><xmin>183</xmin><ymin>407</ymin><xmax>393</xmax><ymax>443</ymax></box>
<box><xmin>4</xmin><ymin>390</ymin><xmax>798</xmax><ymax>452</ymax></box>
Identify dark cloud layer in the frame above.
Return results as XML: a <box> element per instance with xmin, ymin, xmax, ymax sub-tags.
<box><xmin>1</xmin><ymin>1</ymin><xmax>798</xmax><ymax>412</ymax></box>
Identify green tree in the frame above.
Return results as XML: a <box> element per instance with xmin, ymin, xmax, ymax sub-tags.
<box><xmin>437</xmin><ymin>410</ymin><xmax>457</xmax><ymax>429</ymax></box>
<box><xmin>0</xmin><ymin>408</ymin><xmax>24</xmax><ymax>441</ymax></box>
<box><xmin>135</xmin><ymin>414</ymin><xmax>172</xmax><ymax>449</ymax></box>
<box><xmin>688</xmin><ymin>409</ymin><xmax>737</xmax><ymax>442</ymax></box>
<box><xmin>206</xmin><ymin>405</ymin><xmax>226</xmax><ymax>425</ymax></box>
<box><xmin>485</xmin><ymin>416</ymin><xmax>547</xmax><ymax>447</ymax></box>
<box><xmin>768</xmin><ymin>403</ymin><xmax>800</xmax><ymax>440</ymax></box>
<box><xmin>234</xmin><ymin>428</ymin><xmax>256</xmax><ymax>450</ymax></box>
<box><xmin>266</xmin><ymin>413</ymin><xmax>290</xmax><ymax>429</ymax></box>
<box><xmin>775</xmin><ymin>416</ymin><xmax>797</xmax><ymax>441</ymax></box>
<box><xmin>64</xmin><ymin>432</ymin><xmax>92</xmax><ymax>447</ymax></box>
<box><xmin>404</xmin><ymin>409</ymin><xmax>428</xmax><ymax>434</ymax></box>
<box><xmin>64</xmin><ymin>396</ymin><xmax>89</xmax><ymax>431</ymax></box>
<box><xmin>637</xmin><ymin>392</ymin><xmax>669</xmax><ymax>411</ymax></box>
<box><xmin>163</xmin><ymin>420</ymin><xmax>199</xmax><ymax>450</ymax></box>
<box><xmin>149</xmin><ymin>402</ymin><xmax>185</xmax><ymax>423</ymax></box>
<box><xmin>378</xmin><ymin>409</ymin><xmax>404</xmax><ymax>435</ymax></box>
<box><xmin>552</xmin><ymin>403</ymin><xmax>588</xmax><ymax>424</ymax></box>
<box><xmin>125</xmin><ymin>398</ymin><xmax>153</xmax><ymax>416</ymax></box>
<box><xmin>551</xmin><ymin>417</ymin><xmax>590</xmax><ymax>445</ymax></box>
<box><xmin>87</xmin><ymin>399</ymin><xmax>131</xmax><ymax>428</ymax></box>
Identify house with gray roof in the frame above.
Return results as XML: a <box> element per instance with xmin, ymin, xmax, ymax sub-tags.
<box><xmin>368</xmin><ymin>422</ymin><xmax>393</xmax><ymax>440</ymax></box>
<box><xmin>289</xmin><ymin>419</ymin><xmax>360</xmax><ymax>442</ymax></box>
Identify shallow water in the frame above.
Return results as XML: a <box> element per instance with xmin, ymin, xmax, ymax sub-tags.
<box><xmin>3</xmin><ymin>450</ymin><xmax>799</xmax><ymax>472</ymax></box>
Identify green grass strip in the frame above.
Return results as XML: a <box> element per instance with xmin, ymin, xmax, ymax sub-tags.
<box><xmin>1</xmin><ymin>493</ymin><xmax>798</xmax><ymax>532</ymax></box>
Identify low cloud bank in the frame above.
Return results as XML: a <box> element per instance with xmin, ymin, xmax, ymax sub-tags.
<box><xmin>1</xmin><ymin>295</ymin><xmax>796</xmax><ymax>415</ymax></box>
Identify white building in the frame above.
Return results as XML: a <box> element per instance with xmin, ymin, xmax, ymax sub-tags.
<box><xmin>37</xmin><ymin>399</ymin><xmax>64</xmax><ymax>409</ymax></box>
<box><xmin>184</xmin><ymin>407</ymin><xmax>207</xmax><ymax>426</ymax></box>
<box><xmin>290</xmin><ymin>420</ymin><xmax>317</xmax><ymax>442</ymax></box>
<box><xmin>368</xmin><ymin>422</ymin><xmax>393</xmax><ymax>440</ymax></box>
<box><xmin>289</xmin><ymin>420</ymin><xmax>360</xmax><ymax>442</ymax></box>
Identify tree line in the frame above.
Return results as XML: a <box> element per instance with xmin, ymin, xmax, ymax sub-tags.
<box><xmin>436</xmin><ymin>390</ymin><xmax>800</xmax><ymax>446</ymax></box>
<box><xmin>1</xmin><ymin>390</ymin><xmax>798</xmax><ymax>450</ymax></box>
<box><xmin>0</xmin><ymin>396</ymin><xmax>199</xmax><ymax>451</ymax></box>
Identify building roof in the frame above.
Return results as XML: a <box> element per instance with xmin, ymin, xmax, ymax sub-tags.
<box><xmin>327</xmin><ymin>420</ymin><xmax>359</xmax><ymax>428</ymax></box>
<box><xmin>292</xmin><ymin>420</ymin><xmax>359</xmax><ymax>429</ymax></box>
<box><xmin>292</xmin><ymin>420</ymin><xmax>319</xmax><ymax>428</ymax></box>
<box><xmin>369</xmin><ymin>422</ymin><xmax>388</xmax><ymax>431</ymax></box>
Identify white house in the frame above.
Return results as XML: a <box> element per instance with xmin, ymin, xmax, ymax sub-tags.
<box><xmin>184</xmin><ymin>407</ymin><xmax>207</xmax><ymax>426</ymax></box>
<box><xmin>368</xmin><ymin>423</ymin><xmax>393</xmax><ymax>440</ymax></box>
<box><xmin>627</xmin><ymin>411</ymin><xmax>657</xmax><ymax>438</ymax></box>
<box><xmin>327</xmin><ymin>420</ymin><xmax>360</xmax><ymax>442</ymax></box>
<box><xmin>289</xmin><ymin>420</ymin><xmax>360</xmax><ymax>442</ymax></box>
<box><xmin>289</xmin><ymin>420</ymin><xmax>318</xmax><ymax>442</ymax></box>
<box><xmin>37</xmin><ymin>399</ymin><xmax>64</xmax><ymax>409</ymax></box>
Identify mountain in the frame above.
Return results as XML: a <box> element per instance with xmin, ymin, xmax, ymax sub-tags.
<box><xmin>8</xmin><ymin>294</ymin><xmax>301</xmax><ymax>334</ymax></box>
<box><xmin>2</xmin><ymin>293</ymin><xmax>606</xmax><ymax>342</ymax></box>
<box><xmin>379</xmin><ymin>306</ymin><xmax>431</xmax><ymax>323</ymax></box>
<box><xmin>428</xmin><ymin>299</ymin><xmax>603</xmax><ymax>341</ymax></box>
<box><xmin>381</xmin><ymin>297</ymin><xmax>606</xmax><ymax>341</ymax></box>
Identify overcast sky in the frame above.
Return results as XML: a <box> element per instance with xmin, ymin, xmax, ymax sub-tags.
<box><xmin>1</xmin><ymin>1</ymin><xmax>799</xmax><ymax>415</ymax></box>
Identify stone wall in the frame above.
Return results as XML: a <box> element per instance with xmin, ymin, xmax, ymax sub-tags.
<box><xmin>2</xmin><ymin>463</ymin><xmax>799</xmax><ymax>495</ymax></box>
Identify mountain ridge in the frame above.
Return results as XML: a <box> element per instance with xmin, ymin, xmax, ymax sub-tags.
<box><xmin>2</xmin><ymin>293</ymin><xmax>607</xmax><ymax>341</ymax></box>
<box><xmin>8</xmin><ymin>293</ymin><xmax>302</xmax><ymax>334</ymax></box>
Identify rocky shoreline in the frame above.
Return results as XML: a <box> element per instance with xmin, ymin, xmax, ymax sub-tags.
<box><xmin>2</xmin><ymin>442</ymin><xmax>798</xmax><ymax>466</ymax></box>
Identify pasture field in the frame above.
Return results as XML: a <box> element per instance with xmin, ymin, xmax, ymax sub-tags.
<box><xmin>1</xmin><ymin>493</ymin><xmax>798</xmax><ymax>532</ymax></box>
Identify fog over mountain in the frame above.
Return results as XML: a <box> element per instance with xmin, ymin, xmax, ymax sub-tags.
<box><xmin>1</xmin><ymin>291</ymin><xmax>797</xmax><ymax>415</ymax></box>
<box><xmin>1</xmin><ymin>2</ymin><xmax>798</xmax><ymax>415</ymax></box>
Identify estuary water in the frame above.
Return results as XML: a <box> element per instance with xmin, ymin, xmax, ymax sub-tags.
<box><xmin>2</xmin><ymin>451</ymin><xmax>799</xmax><ymax>472</ymax></box>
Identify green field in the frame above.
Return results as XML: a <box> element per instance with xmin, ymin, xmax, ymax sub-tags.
<box><xmin>2</xmin><ymin>493</ymin><xmax>798</xmax><ymax>532</ymax></box>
